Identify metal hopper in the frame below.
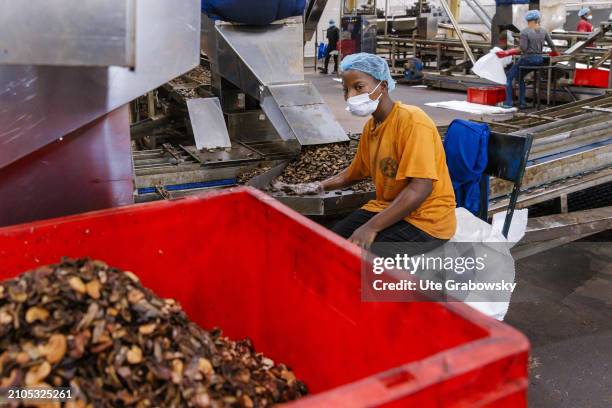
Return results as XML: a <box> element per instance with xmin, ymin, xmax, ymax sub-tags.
<box><xmin>201</xmin><ymin>16</ymin><xmax>348</xmax><ymax>146</ymax></box>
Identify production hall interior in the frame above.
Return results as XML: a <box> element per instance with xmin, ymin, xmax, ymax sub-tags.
<box><xmin>1</xmin><ymin>0</ymin><xmax>612</xmax><ymax>407</ymax></box>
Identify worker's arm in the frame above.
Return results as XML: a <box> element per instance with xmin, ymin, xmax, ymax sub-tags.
<box><xmin>496</xmin><ymin>29</ymin><xmax>523</xmax><ymax>57</ymax></box>
<box><xmin>277</xmin><ymin>140</ymin><xmax>369</xmax><ymax>195</ymax></box>
<box><xmin>320</xmin><ymin>167</ymin><xmax>363</xmax><ymax>191</ymax></box>
<box><xmin>496</xmin><ymin>47</ymin><xmax>521</xmax><ymax>58</ymax></box>
<box><xmin>275</xmin><ymin>165</ymin><xmax>365</xmax><ymax>195</ymax></box>
<box><xmin>545</xmin><ymin>32</ymin><xmax>558</xmax><ymax>54</ymax></box>
<box><xmin>519</xmin><ymin>31</ymin><xmax>529</xmax><ymax>54</ymax></box>
<box><xmin>348</xmin><ymin>178</ymin><xmax>433</xmax><ymax>248</ymax></box>
<box><xmin>277</xmin><ymin>131</ymin><xmax>371</xmax><ymax>195</ymax></box>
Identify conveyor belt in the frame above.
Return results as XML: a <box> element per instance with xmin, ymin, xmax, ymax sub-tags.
<box><xmin>485</xmin><ymin>92</ymin><xmax>612</xmax><ymax>132</ymax></box>
<box><xmin>490</xmin><ymin>167</ymin><xmax>612</xmax><ymax>215</ymax></box>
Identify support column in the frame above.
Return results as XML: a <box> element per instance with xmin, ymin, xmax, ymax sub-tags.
<box><xmin>449</xmin><ymin>0</ymin><xmax>461</xmax><ymax>39</ymax></box>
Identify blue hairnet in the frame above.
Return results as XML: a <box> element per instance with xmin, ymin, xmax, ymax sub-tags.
<box><xmin>329</xmin><ymin>19</ymin><xmax>336</xmax><ymax>25</ymax></box>
<box><xmin>340</xmin><ymin>52</ymin><xmax>396</xmax><ymax>92</ymax></box>
<box><xmin>525</xmin><ymin>9</ymin><xmax>541</xmax><ymax>21</ymax></box>
<box><xmin>578</xmin><ymin>7</ymin><xmax>590</xmax><ymax>17</ymax></box>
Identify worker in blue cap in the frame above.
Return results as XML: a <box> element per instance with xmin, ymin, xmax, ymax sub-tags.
<box><xmin>321</xmin><ymin>19</ymin><xmax>340</xmax><ymax>74</ymax></box>
<box><xmin>497</xmin><ymin>10</ymin><xmax>558</xmax><ymax>109</ymax></box>
<box><xmin>280</xmin><ymin>53</ymin><xmax>456</xmax><ymax>250</ymax></box>
<box><xmin>577</xmin><ymin>7</ymin><xmax>593</xmax><ymax>32</ymax></box>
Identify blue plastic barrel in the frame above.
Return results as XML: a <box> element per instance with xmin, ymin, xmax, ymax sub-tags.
<box><xmin>202</xmin><ymin>0</ymin><xmax>306</xmax><ymax>25</ymax></box>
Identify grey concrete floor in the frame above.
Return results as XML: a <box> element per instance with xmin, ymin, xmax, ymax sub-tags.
<box><xmin>308</xmin><ymin>74</ymin><xmax>612</xmax><ymax>408</ymax></box>
<box><xmin>507</xmin><ymin>235</ymin><xmax>612</xmax><ymax>408</ymax></box>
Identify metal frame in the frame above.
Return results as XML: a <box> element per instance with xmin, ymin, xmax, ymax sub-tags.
<box><xmin>304</xmin><ymin>0</ymin><xmax>329</xmax><ymax>43</ymax></box>
<box><xmin>438</xmin><ymin>0</ymin><xmax>476</xmax><ymax>64</ymax></box>
<box><xmin>477</xmin><ymin>132</ymin><xmax>534</xmax><ymax>238</ymax></box>
<box><xmin>513</xmin><ymin>205</ymin><xmax>612</xmax><ymax>259</ymax></box>
<box><xmin>377</xmin><ymin>36</ymin><xmax>491</xmax><ymax>74</ymax></box>
<box><xmin>489</xmin><ymin>166</ymin><xmax>612</xmax><ymax>213</ymax></box>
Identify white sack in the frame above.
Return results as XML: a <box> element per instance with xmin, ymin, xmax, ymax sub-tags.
<box><xmin>450</xmin><ymin>208</ymin><xmax>528</xmax><ymax>321</ymax></box>
<box><xmin>472</xmin><ymin>47</ymin><xmax>508</xmax><ymax>85</ymax></box>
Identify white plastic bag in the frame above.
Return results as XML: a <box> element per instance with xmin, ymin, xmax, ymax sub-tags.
<box><xmin>471</xmin><ymin>47</ymin><xmax>507</xmax><ymax>85</ymax></box>
<box><xmin>450</xmin><ymin>208</ymin><xmax>528</xmax><ymax>321</ymax></box>
<box><xmin>492</xmin><ymin>209</ymin><xmax>528</xmax><ymax>245</ymax></box>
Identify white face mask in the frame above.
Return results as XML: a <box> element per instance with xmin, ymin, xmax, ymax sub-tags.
<box><xmin>587</xmin><ymin>15</ymin><xmax>593</xmax><ymax>20</ymax></box>
<box><xmin>345</xmin><ymin>82</ymin><xmax>383</xmax><ymax>117</ymax></box>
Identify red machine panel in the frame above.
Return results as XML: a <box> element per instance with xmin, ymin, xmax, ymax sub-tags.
<box><xmin>0</xmin><ymin>106</ymin><xmax>133</xmax><ymax>227</ymax></box>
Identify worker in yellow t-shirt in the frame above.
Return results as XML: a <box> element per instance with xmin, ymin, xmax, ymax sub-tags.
<box><xmin>279</xmin><ymin>53</ymin><xmax>457</xmax><ymax>251</ymax></box>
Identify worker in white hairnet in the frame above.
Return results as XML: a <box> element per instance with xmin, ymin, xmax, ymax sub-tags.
<box><xmin>277</xmin><ymin>53</ymin><xmax>456</xmax><ymax>251</ymax></box>
<box><xmin>577</xmin><ymin>7</ymin><xmax>593</xmax><ymax>32</ymax></box>
<box><xmin>496</xmin><ymin>10</ymin><xmax>559</xmax><ymax>109</ymax></box>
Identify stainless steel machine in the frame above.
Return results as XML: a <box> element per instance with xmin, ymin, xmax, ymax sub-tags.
<box><xmin>131</xmin><ymin>8</ymin><xmax>351</xmax><ymax>202</ymax></box>
<box><xmin>0</xmin><ymin>0</ymin><xmax>201</xmax><ymax>226</ymax></box>
<box><xmin>202</xmin><ymin>16</ymin><xmax>347</xmax><ymax>146</ymax></box>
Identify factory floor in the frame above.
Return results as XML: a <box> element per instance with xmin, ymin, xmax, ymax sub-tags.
<box><xmin>308</xmin><ymin>73</ymin><xmax>612</xmax><ymax>408</ymax></box>
<box><xmin>306</xmin><ymin>72</ymin><xmax>512</xmax><ymax>131</ymax></box>
<box><xmin>508</xmin><ymin>233</ymin><xmax>612</xmax><ymax>408</ymax></box>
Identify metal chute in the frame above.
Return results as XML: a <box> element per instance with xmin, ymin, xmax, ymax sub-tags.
<box><xmin>202</xmin><ymin>15</ymin><xmax>349</xmax><ymax>146</ymax></box>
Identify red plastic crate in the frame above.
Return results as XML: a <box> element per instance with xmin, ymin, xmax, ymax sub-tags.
<box><xmin>0</xmin><ymin>188</ymin><xmax>529</xmax><ymax>407</ymax></box>
<box><xmin>574</xmin><ymin>68</ymin><xmax>610</xmax><ymax>88</ymax></box>
<box><xmin>467</xmin><ymin>86</ymin><xmax>506</xmax><ymax>106</ymax></box>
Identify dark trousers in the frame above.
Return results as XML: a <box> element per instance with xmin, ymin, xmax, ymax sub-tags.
<box><xmin>505</xmin><ymin>54</ymin><xmax>543</xmax><ymax>107</ymax></box>
<box><xmin>323</xmin><ymin>51</ymin><xmax>338</xmax><ymax>73</ymax></box>
<box><xmin>332</xmin><ymin>209</ymin><xmax>447</xmax><ymax>257</ymax></box>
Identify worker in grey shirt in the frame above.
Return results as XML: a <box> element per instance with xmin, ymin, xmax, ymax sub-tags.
<box><xmin>496</xmin><ymin>10</ymin><xmax>559</xmax><ymax>109</ymax></box>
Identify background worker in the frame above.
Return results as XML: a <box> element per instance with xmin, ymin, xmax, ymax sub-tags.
<box><xmin>576</xmin><ymin>7</ymin><xmax>593</xmax><ymax>32</ymax></box>
<box><xmin>278</xmin><ymin>53</ymin><xmax>457</xmax><ymax>251</ymax></box>
<box><xmin>497</xmin><ymin>10</ymin><xmax>559</xmax><ymax>109</ymax></box>
<box><xmin>321</xmin><ymin>20</ymin><xmax>340</xmax><ymax>74</ymax></box>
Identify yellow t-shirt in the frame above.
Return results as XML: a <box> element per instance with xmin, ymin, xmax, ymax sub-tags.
<box><xmin>345</xmin><ymin>102</ymin><xmax>457</xmax><ymax>239</ymax></box>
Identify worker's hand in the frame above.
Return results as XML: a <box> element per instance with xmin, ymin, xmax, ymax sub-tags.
<box><xmin>549</xmin><ymin>50</ymin><xmax>560</xmax><ymax>57</ymax></box>
<box><xmin>272</xmin><ymin>181</ymin><xmax>323</xmax><ymax>195</ymax></box>
<box><xmin>292</xmin><ymin>182</ymin><xmax>324</xmax><ymax>195</ymax></box>
<box><xmin>495</xmin><ymin>51</ymin><xmax>509</xmax><ymax>58</ymax></box>
<box><xmin>348</xmin><ymin>224</ymin><xmax>378</xmax><ymax>250</ymax></box>
<box><xmin>271</xmin><ymin>180</ymin><xmax>291</xmax><ymax>192</ymax></box>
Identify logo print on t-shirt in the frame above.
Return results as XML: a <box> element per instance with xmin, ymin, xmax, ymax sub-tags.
<box><xmin>379</xmin><ymin>157</ymin><xmax>398</xmax><ymax>178</ymax></box>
